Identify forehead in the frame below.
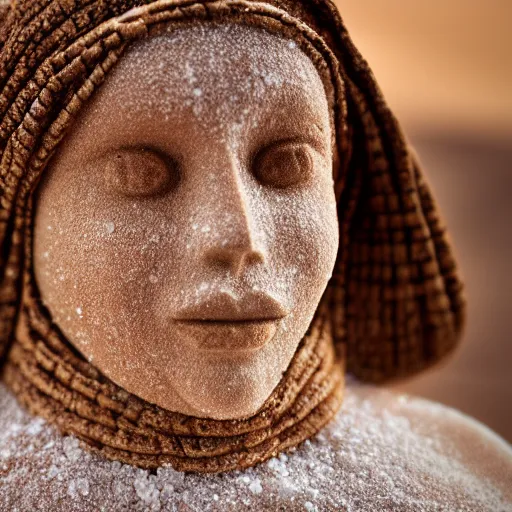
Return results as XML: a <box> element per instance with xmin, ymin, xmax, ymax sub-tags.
<box><xmin>76</xmin><ymin>22</ymin><xmax>330</xmax><ymax>135</ymax></box>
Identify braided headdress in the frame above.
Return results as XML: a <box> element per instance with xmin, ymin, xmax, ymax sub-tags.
<box><xmin>0</xmin><ymin>0</ymin><xmax>465</xmax><ymax>473</ymax></box>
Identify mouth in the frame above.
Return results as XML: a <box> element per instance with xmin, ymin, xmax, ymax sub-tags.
<box><xmin>174</xmin><ymin>318</ymin><xmax>280</xmax><ymax>352</ymax></box>
<box><xmin>174</xmin><ymin>289</ymin><xmax>289</xmax><ymax>323</ymax></box>
<box><xmin>177</xmin><ymin>318</ymin><xmax>281</xmax><ymax>324</ymax></box>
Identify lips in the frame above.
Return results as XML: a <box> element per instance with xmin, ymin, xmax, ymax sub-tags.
<box><xmin>175</xmin><ymin>319</ymin><xmax>279</xmax><ymax>352</ymax></box>
<box><xmin>174</xmin><ymin>288</ymin><xmax>288</xmax><ymax>352</ymax></box>
<box><xmin>174</xmin><ymin>289</ymin><xmax>288</xmax><ymax>322</ymax></box>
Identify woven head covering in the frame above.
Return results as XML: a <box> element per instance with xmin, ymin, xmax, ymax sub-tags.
<box><xmin>0</xmin><ymin>0</ymin><xmax>465</xmax><ymax>473</ymax></box>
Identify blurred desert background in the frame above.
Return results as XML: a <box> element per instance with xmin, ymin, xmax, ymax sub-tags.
<box><xmin>334</xmin><ymin>0</ymin><xmax>511</xmax><ymax>441</ymax></box>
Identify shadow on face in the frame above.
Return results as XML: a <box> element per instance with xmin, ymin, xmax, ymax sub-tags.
<box><xmin>32</xmin><ymin>23</ymin><xmax>339</xmax><ymax>420</ymax></box>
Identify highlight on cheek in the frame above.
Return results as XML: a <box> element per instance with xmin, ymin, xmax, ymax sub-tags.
<box><xmin>100</xmin><ymin>147</ymin><xmax>178</xmax><ymax>198</ymax></box>
<box><xmin>253</xmin><ymin>141</ymin><xmax>315</xmax><ymax>189</ymax></box>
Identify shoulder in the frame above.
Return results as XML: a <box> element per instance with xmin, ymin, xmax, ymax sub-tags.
<box><xmin>307</xmin><ymin>383</ymin><xmax>512</xmax><ymax>511</ymax></box>
<box><xmin>1</xmin><ymin>382</ymin><xmax>511</xmax><ymax>511</ymax></box>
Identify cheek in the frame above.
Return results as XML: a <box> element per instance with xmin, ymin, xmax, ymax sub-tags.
<box><xmin>267</xmin><ymin>181</ymin><xmax>339</xmax><ymax>303</ymax></box>
<box><xmin>33</xmin><ymin>189</ymin><xmax>183</xmax><ymax>360</ymax></box>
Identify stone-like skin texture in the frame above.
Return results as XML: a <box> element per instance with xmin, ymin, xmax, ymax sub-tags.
<box><xmin>32</xmin><ymin>24</ymin><xmax>339</xmax><ymax>420</ymax></box>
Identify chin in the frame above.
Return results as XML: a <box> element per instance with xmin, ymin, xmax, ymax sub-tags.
<box><xmin>179</xmin><ymin>370</ymin><xmax>271</xmax><ymax>420</ymax></box>
<box><xmin>171</xmin><ymin>335</ymin><xmax>288</xmax><ymax>419</ymax></box>
<box><xmin>191</xmin><ymin>397</ymin><xmax>264</xmax><ymax>421</ymax></box>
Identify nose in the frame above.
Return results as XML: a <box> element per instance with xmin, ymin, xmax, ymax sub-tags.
<box><xmin>201</xmin><ymin>154</ymin><xmax>266</xmax><ymax>277</ymax></box>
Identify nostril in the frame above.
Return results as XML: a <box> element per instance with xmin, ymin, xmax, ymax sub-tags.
<box><xmin>207</xmin><ymin>248</ymin><xmax>235</xmax><ymax>267</ymax></box>
<box><xmin>244</xmin><ymin>251</ymin><xmax>265</xmax><ymax>265</ymax></box>
<box><xmin>205</xmin><ymin>246</ymin><xmax>265</xmax><ymax>274</ymax></box>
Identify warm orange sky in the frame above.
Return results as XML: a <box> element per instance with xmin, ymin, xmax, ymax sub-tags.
<box><xmin>334</xmin><ymin>1</ymin><xmax>512</xmax><ymax>139</ymax></box>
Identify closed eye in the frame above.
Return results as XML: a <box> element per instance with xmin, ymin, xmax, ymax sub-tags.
<box><xmin>252</xmin><ymin>140</ymin><xmax>316</xmax><ymax>189</ymax></box>
<box><xmin>100</xmin><ymin>146</ymin><xmax>179</xmax><ymax>198</ymax></box>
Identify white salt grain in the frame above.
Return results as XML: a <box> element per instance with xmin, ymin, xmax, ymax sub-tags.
<box><xmin>76</xmin><ymin>478</ymin><xmax>90</xmax><ymax>496</ymax></box>
<box><xmin>104</xmin><ymin>222</ymin><xmax>115</xmax><ymax>234</ymax></box>
<box><xmin>248</xmin><ymin>479</ymin><xmax>263</xmax><ymax>494</ymax></box>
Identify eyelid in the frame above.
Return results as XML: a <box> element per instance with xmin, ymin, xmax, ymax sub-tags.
<box><xmin>253</xmin><ymin>138</ymin><xmax>318</xmax><ymax>189</ymax></box>
<box><xmin>99</xmin><ymin>144</ymin><xmax>170</xmax><ymax>163</ymax></box>
<box><xmin>99</xmin><ymin>145</ymin><xmax>179</xmax><ymax>198</ymax></box>
<box><xmin>258</xmin><ymin>136</ymin><xmax>326</xmax><ymax>158</ymax></box>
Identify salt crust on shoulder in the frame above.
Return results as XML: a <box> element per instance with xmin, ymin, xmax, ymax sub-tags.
<box><xmin>1</xmin><ymin>381</ymin><xmax>511</xmax><ymax>512</ymax></box>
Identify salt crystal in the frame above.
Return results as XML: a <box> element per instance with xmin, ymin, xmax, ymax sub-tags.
<box><xmin>26</xmin><ymin>418</ymin><xmax>45</xmax><ymax>436</ymax></box>
<box><xmin>62</xmin><ymin>436</ymin><xmax>82</xmax><ymax>463</ymax></box>
<box><xmin>276</xmin><ymin>480</ymin><xmax>296</xmax><ymax>499</ymax></box>
<box><xmin>263</xmin><ymin>74</ymin><xmax>273</xmax><ymax>86</ymax></box>
<box><xmin>105</xmin><ymin>222</ymin><xmax>115</xmax><ymax>234</ymax></box>
<box><xmin>47</xmin><ymin>464</ymin><xmax>60</xmax><ymax>479</ymax></box>
<box><xmin>112</xmin><ymin>479</ymin><xmax>129</xmax><ymax>498</ymax></box>
<box><xmin>149</xmin><ymin>274</ymin><xmax>159</xmax><ymax>284</ymax></box>
<box><xmin>267</xmin><ymin>456</ymin><xmax>290</xmax><ymax>477</ymax></box>
<box><xmin>76</xmin><ymin>478</ymin><xmax>90</xmax><ymax>496</ymax></box>
<box><xmin>67</xmin><ymin>480</ymin><xmax>77</xmax><ymax>497</ymax></box>
<box><xmin>248</xmin><ymin>479</ymin><xmax>263</xmax><ymax>494</ymax></box>
<box><xmin>134</xmin><ymin>473</ymin><xmax>158</xmax><ymax>502</ymax></box>
<box><xmin>160</xmin><ymin>482</ymin><xmax>174</xmax><ymax>501</ymax></box>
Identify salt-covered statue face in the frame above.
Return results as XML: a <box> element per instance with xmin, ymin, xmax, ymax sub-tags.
<box><xmin>32</xmin><ymin>23</ymin><xmax>338</xmax><ymax>420</ymax></box>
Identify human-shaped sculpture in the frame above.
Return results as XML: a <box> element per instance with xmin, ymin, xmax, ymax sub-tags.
<box><xmin>0</xmin><ymin>0</ymin><xmax>468</xmax><ymax>477</ymax></box>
